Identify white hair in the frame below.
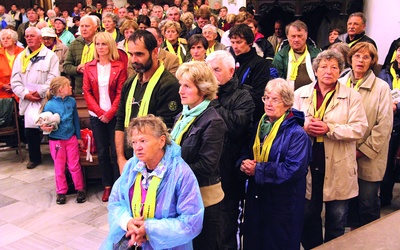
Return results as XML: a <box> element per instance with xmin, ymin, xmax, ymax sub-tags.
<box><xmin>206</xmin><ymin>50</ymin><xmax>235</xmax><ymax>70</ymax></box>
<box><xmin>81</xmin><ymin>15</ymin><xmax>100</xmax><ymax>27</ymax></box>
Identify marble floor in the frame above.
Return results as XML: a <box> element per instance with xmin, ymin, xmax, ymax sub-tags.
<box><xmin>0</xmin><ymin>145</ymin><xmax>109</xmax><ymax>249</ymax></box>
<box><xmin>1</xmin><ymin>145</ymin><xmax>400</xmax><ymax>249</ymax></box>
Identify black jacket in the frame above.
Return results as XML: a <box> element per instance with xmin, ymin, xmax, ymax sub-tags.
<box><xmin>211</xmin><ymin>75</ymin><xmax>255</xmax><ymax>198</ymax></box>
<box><xmin>179</xmin><ymin>106</ymin><xmax>227</xmax><ymax>187</ymax></box>
<box><xmin>233</xmin><ymin>47</ymin><xmax>270</xmax><ymax>121</ymax></box>
<box><xmin>115</xmin><ymin>69</ymin><xmax>182</xmax><ymax>131</ymax></box>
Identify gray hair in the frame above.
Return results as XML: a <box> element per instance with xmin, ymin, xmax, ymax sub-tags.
<box><xmin>166</xmin><ymin>6</ymin><xmax>180</xmax><ymax>17</ymax></box>
<box><xmin>285</xmin><ymin>20</ymin><xmax>308</xmax><ymax>35</ymax></box>
<box><xmin>312</xmin><ymin>49</ymin><xmax>345</xmax><ymax>73</ymax></box>
<box><xmin>25</xmin><ymin>27</ymin><xmax>42</xmax><ymax>36</ymax></box>
<box><xmin>349</xmin><ymin>12</ymin><xmax>366</xmax><ymax>25</ymax></box>
<box><xmin>103</xmin><ymin>13</ymin><xmax>119</xmax><ymax>25</ymax></box>
<box><xmin>206</xmin><ymin>50</ymin><xmax>235</xmax><ymax>70</ymax></box>
<box><xmin>202</xmin><ymin>24</ymin><xmax>217</xmax><ymax>34</ymax></box>
<box><xmin>81</xmin><ymin>15</ymin><xmax>100</xmax><ymax>27</ymax></box>
<box><xmin>264</xmin><ymin>78</ymin><xmax>294</xmax><ymax>107</ymax></box>
<box><xmin>0</xmin><ymin>29</ymin><xmax>19</xmax><ymax>43</ymax></box>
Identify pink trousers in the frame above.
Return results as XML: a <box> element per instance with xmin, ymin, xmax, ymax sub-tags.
<box><xmin>49</xmin><ymin>135</ymin><xmax>84</xmax><ymax>194</ymax></box>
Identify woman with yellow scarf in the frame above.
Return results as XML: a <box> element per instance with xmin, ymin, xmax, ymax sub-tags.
<box><xmin>161</xmin><ymin>20</ymin><xmax>188</xmax><ymax>64</ymax></box>
<box><xmin>239</xmin><ymin>78</ymin><xmax>312</xmax><ymax>250</ymax></box>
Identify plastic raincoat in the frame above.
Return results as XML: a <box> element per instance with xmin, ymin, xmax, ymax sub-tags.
<box><xmin>102</xmin><ymin>141</ymin><xmax>204</xmax><ymax>249</ymax></box>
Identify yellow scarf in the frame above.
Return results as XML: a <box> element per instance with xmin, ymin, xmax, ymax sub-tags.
<box><xmin>289</xmin><ymin>47</ymin><xmax>308</xmax><ymax>81</ymax></box>
<box><xmin>165</xmin><ymin>40</ymin><xmax>182</xmax><ymax>64</ymax></box>
<box><xmin>252</xmin><ymin>113</ymin><xmax>286</xmax><ymax>162</ymax></box>
<box><xmin>348</xmin><ymin>35</ymin><xmax>364</xmax><ymax>47</ymax></box>
<box><xmin>346</xmin><ymin>77</ymin><xmax>363</xmax><ymax>91</ymax></box>
<box><xmin>124</xmin><ymin>62</ymin><xmax>165</xmax><ymax>127</ymax></box>
<box><xmin>206</xmin><ymin>44</ymin><xmax>215</xmax><ymax>56</ymax></box>
<box><xmin>390</xmin><ymin>64</ymin><xmax>400</xmax><ymax>90</ymax></box>
<box><xmin>312</xmin><ymin>88</ymin><xmax>335</xmax><ymax>142</ymax></box>
<box><xmin>111</xmin><ymin>29</ymin><xmax>117</xmax><ymax>40</ymax></box>
<box><xmin>173</xmin><ymin>115</ymin><xmax>196</xmax><ymax>145</ymax></box>
<box><xmin>131</xmin><ymin>173</ymin><xmax>161</xmax><ymax>219</ymax></box>
<box><xmin>81</xmin><ymin>42</ymin><xmax>94</xmax><ymax>64</ymax></box>
<box><xmin>5</xmin><ymin>50</ymin><xmax>15</xmax><ymax>69</ymax></box>
<box><xmin>21</xmin><ymin>43</ymin><xmax>44</xmax><ymax>73</ymax></box>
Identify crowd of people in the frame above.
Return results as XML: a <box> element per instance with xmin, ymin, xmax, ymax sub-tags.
<box><xmin>0</xmin><ymin>1</ymin><xmax>399</xmax><ymax>249</ymax></box>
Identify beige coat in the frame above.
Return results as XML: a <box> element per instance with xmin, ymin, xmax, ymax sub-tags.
<box><xmin>294</xmin><ymin>81</ymin><xmax>368</xmax><ymax>201</ymax></box>
<box><xmin>339</xmin><ymin>71</ymin><xmax>393</xmax><ymax>181</ymax></box>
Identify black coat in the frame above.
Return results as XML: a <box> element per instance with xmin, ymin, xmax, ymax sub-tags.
<box><xmin>232</xmin><ymin>47</ymin><xmax>270</xmax><ymax>121</ymax></box>
<box><xmin>211</xmin><ymin>75</ymin><xmax>255</xmax><ymax>199</ymax></box>
<box><xmin>179</xmin><ymin>106</ymin><xmax>227</xmax><ymax>187</ymax></box>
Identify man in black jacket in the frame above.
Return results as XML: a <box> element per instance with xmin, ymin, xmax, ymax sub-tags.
<box><xmin>229</xmin><ymin>24</ymin><xmax>270</xmax><ymax>121</ymax></box>
<box><xmin>206</xmin><ymin>50</ymin><xmax>255</xmax><ymax>250</ymax></box>
<box><xmin>115</xmin><ymin>30</ymin><xmax>182</xmax><ymax>172</ymax></box>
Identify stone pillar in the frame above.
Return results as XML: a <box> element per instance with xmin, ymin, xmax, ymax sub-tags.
<box><xmin>364</xmin><ymin>0</ymin><xmax>400</xmax><ymax>64</ymax></box>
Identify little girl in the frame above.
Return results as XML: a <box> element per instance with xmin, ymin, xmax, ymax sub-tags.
<box><xmin>40</xmin><ymin>76</ymin><xmax>86</xmax><ymax>205</ymax></box>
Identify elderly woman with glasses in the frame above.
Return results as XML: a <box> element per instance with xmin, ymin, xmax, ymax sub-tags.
<box><xmin>339</xmin><ymin>42</ymin><xmax>393</xmax><ymax>229</ymax></box>
<box><xmin>293</xmin><ymin>50</ymin><xmax>368</xmax><ymax>249</ymax></box>
<box><xmin>103</xmin><ymin>115</ymin><xmax>204</xmax><ymax>249</ymax></box>
<box><xmin>202</xmin><ymin>24</ymin><xmax>225</xmax><ymax>56</ymax></box>
<box><xmin>239</xmin><ymin>78</ymin><xmax>312</xmax><ymax>250</ymax></box>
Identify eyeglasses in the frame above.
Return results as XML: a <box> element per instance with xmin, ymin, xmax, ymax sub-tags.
<box><xmin>261</xmin><ymin>96</ymin><xmax>282</xmax><ymax>105</ymax></box>
<box><xmin>353</xmin><ymin>54</ymin><xmax>371</xmax><ymax>61</ymax></box>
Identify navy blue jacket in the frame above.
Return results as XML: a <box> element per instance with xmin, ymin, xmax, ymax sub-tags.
<box><xmin>239</xmin><ymin>108</ymin><xmax>312</xmax><ymax>250</ymax></box>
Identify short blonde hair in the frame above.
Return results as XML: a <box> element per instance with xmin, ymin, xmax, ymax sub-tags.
<box><xmin>163</xmin><ymin>20</ymin><xmax>182</xmax><ymax>35</ymax></box>
<box><xmin>176</xmin><ymin>61</ymin><xmax>219</xmax><ymax>100</ymax></box>
<box><xmin>127</xmin><ymin>114</ymin><xmax>171</xmax><ymax>148</ymax></box>
<box><xmin>119</xmin><ymin>19</ymin><xmax>138</xmax><ymax>35</ymax></box>
<box><xmin>264</xmin><ymin>78</ymin><xmax>294</xmax><ymax>107</ymax></box>
<box><xmin>93</xmin><ymin>32</ymin><xmax>120</xmax><ymax>61</ymax></box>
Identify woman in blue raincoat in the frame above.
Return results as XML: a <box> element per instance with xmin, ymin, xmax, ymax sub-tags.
<box><xmin>239</xmin><ymin>78</ymin><xmax>312</xmax><ymax>250</ymax></box>
<box><xmin>102</xmin><ymin>115</ymin><xmax>204</xmax><ymax>250</ymax></box>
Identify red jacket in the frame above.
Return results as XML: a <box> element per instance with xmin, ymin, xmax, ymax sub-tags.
<box><xmin>82</xmin><ymin>59</ymin><xmax>127</xmax><ymax>121</ymax></box>
<box><xmin>0</xmin><ymin>46</ymin><xmax>23</xmax><ymax>100</ymax></box>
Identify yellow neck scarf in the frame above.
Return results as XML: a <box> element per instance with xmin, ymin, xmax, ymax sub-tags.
<box><xmin>124</xmin><ymin>62</ymin><xmax>165</xmax><ymax>127</ymax></box>
<box><xmin>346</xmin><ymin>77</ymin><xmax>363</xmax><ymax>91</ymax></box>
<box><xmin>173</xmin><ymin>115</ymin><xmax>196</xmax><ymax>145</ymax></box>
<box><xmin>21</xmin><ymin>43</ymin><xmax>44</xmax><ymax>73</ymax></box>
<box><xmin>111</xmin><ymin>29</ymin><xmax>117</xmax><ymax>40</ymax></box>
<box><xmin>206</xmin><ymin>44</ymin><xmax>215</xmax><ymax>56</ymax></box>
<box><xmin>252</xmin><ymin>113</ymin><xmax>286</xmax><ymax>162</ymax></box>
<box><xmin>166</xmin><ymin>40</ymin><xmax>182</xmax><ymax>64</ymax></box>
<box><xmin>289</xmin><ymin>47</ymin><xmax>308</xmax><ymax>81</ymax></box>
<box><xmin>348</xmin><ymin>35</ymin><xmax>364</xmax><ymax>47</ymax></box>
<box><xmin>313</xmin><ymin>88</ymin><xmax>335</xmax><ymax>142</ymax></box>
<box><xmin>5</xmin><ymin>50</ymin><xmax>15</xmax><ymax>69</ymax></box>
<box><xmin>390</xmin><ymin>64</ymin><xmax>400</xmax><ymax>90</ymax></box>
<box><xmin>131</xmin><ymin>173</ymin><xmax>161</xmax><ymax>219</ymax></box>
<box><xmin>81</xmin><ymin>42</ymin><xmax>94</xmax><ymax>64</ymax></box>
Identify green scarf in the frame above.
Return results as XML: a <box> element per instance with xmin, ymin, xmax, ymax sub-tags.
<box><xmin>171</xmin><ymin>99</ymin><xmax>210</xmax><ymax>145</ymax></box>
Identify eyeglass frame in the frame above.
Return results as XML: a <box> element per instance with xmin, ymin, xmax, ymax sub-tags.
<box><xmin>261</xmin><ymin>95</ymin><xmax>283</xmax><ymax>105</ymax></box>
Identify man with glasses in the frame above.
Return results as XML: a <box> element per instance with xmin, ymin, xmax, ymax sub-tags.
<box><xmin>186</xmin><ymin>8</ymin><xmax>214</xmax><ymax>40</ymax></box>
